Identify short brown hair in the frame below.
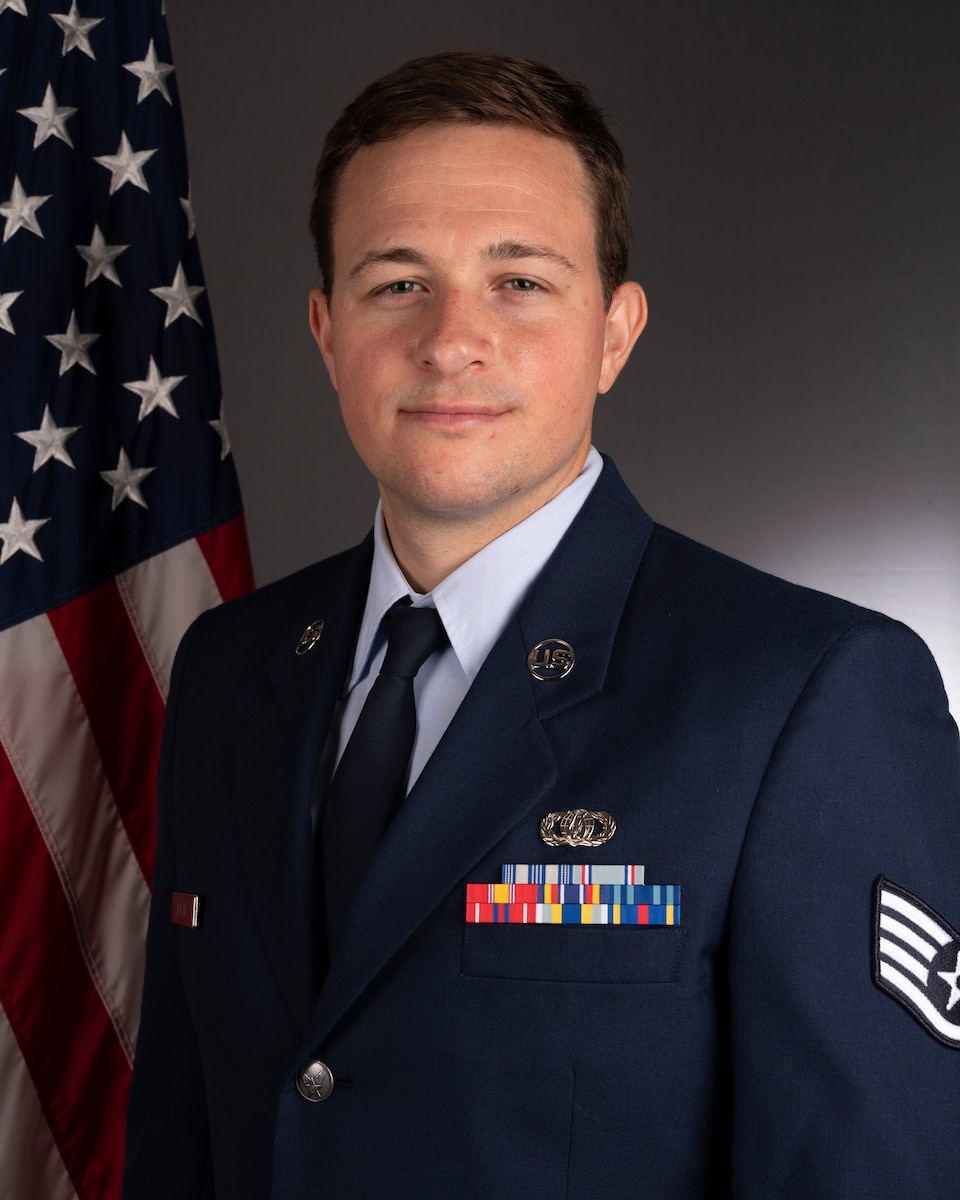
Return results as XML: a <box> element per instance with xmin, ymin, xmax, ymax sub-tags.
<box><xmin>309</xmin><ymin>51</ymin><xmax>631</xmax><ymax>307</ymax></box>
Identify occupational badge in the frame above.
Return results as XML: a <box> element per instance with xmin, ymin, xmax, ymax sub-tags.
<box><xmin>539</xmin><ymin>808</ymin><xmax>616</xmax><ymax>847</ymax></box>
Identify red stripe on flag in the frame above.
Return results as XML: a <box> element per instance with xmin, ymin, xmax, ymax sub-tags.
<box><xmin>0</xmin><ymin>749</ymin><xmax>130</xmax><ymax>1200</ymax></box>
<box><xmin>48</xmin><ymin>583</ymin><xmax>164</xmax><ymax>884</ymax></box>
<box><xmin>197</xmin><ymin>514</ymin><xmax>255</xmax><ymax>602</ymax></box>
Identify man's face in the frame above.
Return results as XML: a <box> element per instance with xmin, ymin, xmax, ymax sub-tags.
<box><xmin>310</xmin><ymin>122</ymin><xmax>646</xmax><ymax>538</ymax></box>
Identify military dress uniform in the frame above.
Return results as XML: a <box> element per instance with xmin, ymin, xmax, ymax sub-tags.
<box><xmin>124</xmin><ymin>457</ymin><xmax>960</xmax><ymax>1199</ymax></box>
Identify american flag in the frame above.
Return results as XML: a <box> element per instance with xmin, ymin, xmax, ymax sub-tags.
<box><xmin>0</xmin><ymin>2</ymin><xmax>254</xmax><ymax>1196</ymax></box>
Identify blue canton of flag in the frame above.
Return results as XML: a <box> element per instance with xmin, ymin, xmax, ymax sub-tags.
<box><xmin>0</xmin><ymin>4</ymin><xmax>254</xmax><ymax>1199</ymax></box>
<box><xmin>0</xmin><ymin>0</ymin><xmax>244</xmax><ymax>623</ymax></box>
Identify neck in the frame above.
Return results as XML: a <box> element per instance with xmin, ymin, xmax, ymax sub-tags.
<box><xmin>380</xmin><ymin>505</ymin><xmax>521</xmax><ymax>595</ymax></box>
<box><xmin>379</xmin><ymin>446</ymin><xmax>593</xmax><ymax>593</ymax></box>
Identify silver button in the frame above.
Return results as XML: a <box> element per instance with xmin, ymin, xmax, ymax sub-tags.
<box><xmin>295</xmin><ymin>1059</ymin><xmax>335</xmax><ymax>1102</ymax></box>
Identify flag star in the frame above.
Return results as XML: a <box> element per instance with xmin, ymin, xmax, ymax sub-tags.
<box><xmin>209</xmin><ymin>404</ymin><xmax>231</xmax><ymax>460</ymax></box>
<box><xmin>94</xmin><ymin>131</ymin><xmax>157</xmax><ymax>195</ymax></box>
<box><xmin>16</xmin><ymin>405</ymin><xmax>80</xmax><ymax>471</ymax></box>
<box><xmin>50</xmin><ymin>1</ymin><xmax>103</xmax><ymax>59</ymax></box>
<box><xmin>124</xmin><ymin>38</ymin><xmax>174</xmax><ymax>104</ymax></box>
<box><xmin>938</xmin><ymin>951</ymin><xmax>960</xmax><ymax>1013</ymax></box>
<box><xmin>18</xmin><ymin>83</ymin><xmax>77</xmax><ymax>148</ymax></box>
<box><xmin>0</xmin><ymin>498</ymin><xmax>50</xmax><ymax>565</ymax></box>
<box><xmin>123</xmin><ymin>356</ymin><xmax>185</xmax><ymax>421</ymax></box>
<box><xmin>76</xmin><ymin>224</ymin><xmax>129</xmax><ymax>287</ymax></box>
<box><xmin>150</xmin><ymin>262</ymin><xmax>204</xmax><ymax>327</ymax></box>
<box><xmin>100</xmin><ymin>448</ymin><xmax>155</xmax><ymax>510</ymax></box>
<box><xmin>0</xmin><ymin>291</ymin><xmax>23</xmax><ymax>334</ymax></box>
<box><xmin>45</xmin><ymin>309</ymin><xmax>99</xmax><ymax>375</ymax></box>
<box><xmin>180</xmin><ymin>185</ymin><xmax>196</xmax><ymax>238</ymax></box>
<box><xmin>1</xmin><ymin>176</ymin><xmax>51</xmax><ymax>242</ymax></box>
<box><xmin>0</xmin><ymin>0</ymin><xmax>28</xmax><ymax>15</ymax></box>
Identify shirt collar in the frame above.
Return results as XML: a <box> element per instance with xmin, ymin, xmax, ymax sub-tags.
<box><xmin>346</xmin><ymin>446</ymin><xmax>603</xmax><ymax>692</ymax></box>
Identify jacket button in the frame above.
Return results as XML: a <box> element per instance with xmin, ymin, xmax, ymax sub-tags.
<box><xmin>295</xmin><ymin>1059</ymin><xmax>335</xmax><ymax>1102</ymax></box>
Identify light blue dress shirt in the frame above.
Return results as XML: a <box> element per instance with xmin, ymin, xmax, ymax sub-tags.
<box><xmin>316</xmin><ymin>447</ymin><xmax>602</xmax><ymax>804</ymax></box>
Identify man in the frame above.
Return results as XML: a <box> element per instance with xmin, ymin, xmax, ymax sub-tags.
<box><xmin>124</xmin><ymin>52</ymin><xmax>960</xmax><ymax>1198</ymax></box>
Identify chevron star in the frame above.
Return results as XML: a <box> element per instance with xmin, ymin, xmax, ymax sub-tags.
<box><xmin>16</xmin><ymin>405</ymin><xmax>80</xmax><ymax>471</ymax></box>
<box><xmin>209</xmin><ymin>403</ymin><xmax>231</xmax><ymax>460</ymax></box>
<box><xmin>50</xmin><ymin>1</ymin><xmax>103</xmax><ymax>59</ymax></box>
<box><xmin>150</xmin><ymin>262</ymin><xmax>204</xmax><ymax>327</ymax></box>
<box><xmin>0</xmin><ymin>0</ymin><xmax>28</xmax><ymax>15</ymax></box>
<box><xmin>124</xmin><ymin>38</ymin><xmax>174</xmax><ymax>104</ymax></box>
<box><xmin>18</xmin><ymin>83</ymin><xmax>77</xmax><ymax>148</ymax></box>
<box><xmin>76</xmin><ymin>224</ymin><xmax>129</xmax><ymax>287</ymax></box>
<box><xmin>123</xmin><ymin>356</ymin><xmax>185</xmax><ymax>421</ymax></box>
<box><xmin>94</xmin><ymin>131</ymin><xmax>157</xmax><ymax>195</ymax></box>
<box><xmin>100</xmin><ymin>449</ymin><xmax>155</xmax><ymax>510</ymax></box>
<box><xmin>0</xmin><ymin>291</ymin><xmax>23</xmax><ymax>334</ymax></box>
<box><xmin>1</xmin><ymin>176</ymin><xmax>51</xmax><ymax>242</ymax></box>
<box><xmin>45</xmin><ymin>309</ymin><xmax>99</xmax><ymax>375</ymax></box>
<box><xmin>0</xmin><ymin>498</ymin><xmax>50</xmax><ymax>565</ymax></box>
<box><xmin>938</xmin><ymin>950</ymin><xmax>960</xmax><ymax>1013</ymax></box>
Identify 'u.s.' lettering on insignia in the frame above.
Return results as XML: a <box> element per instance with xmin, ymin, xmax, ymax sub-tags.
<box><xmin>526</xmin><ymin>638</ymin><xmax>575</xmax><ymax>681</ymax></box>
<box><xmin>873</xmin><ymin>877</ymin><xmax>960</xmax><ymax>1048</ymax></box>
<box><xmin>540</xmin><ymin>808</ymin><xmax>616</xmax><ymax>847</ymax></box>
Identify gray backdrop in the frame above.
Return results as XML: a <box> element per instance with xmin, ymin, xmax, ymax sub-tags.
<box><xmin>166</xmin><ymin>1</ymin><xmax>959</xmax><ymax>712</ymax></box>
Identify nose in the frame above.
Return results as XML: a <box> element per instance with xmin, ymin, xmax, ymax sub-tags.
<box><xmin>415</xmin><ymin>288</ymin><xmax>490</xmax><ymax>376</ymax></box>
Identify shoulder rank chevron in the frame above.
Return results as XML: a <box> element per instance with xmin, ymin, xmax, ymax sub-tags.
<box><xmin>873</xmin><ymin>877</ymin><xmax>960</xmax><ymax>1048</ymax></box>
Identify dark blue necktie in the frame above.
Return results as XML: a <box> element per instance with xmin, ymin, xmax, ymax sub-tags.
<box><xmin>321</xmin><ymin>600</ymin><xmax>446</xmax><ymax>955</ymax></box>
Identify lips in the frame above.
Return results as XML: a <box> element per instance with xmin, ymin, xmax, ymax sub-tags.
<box><xmin>400</xmin><ymin>407</ymin><xmax>506</xmax><ymax>431</ymax></box>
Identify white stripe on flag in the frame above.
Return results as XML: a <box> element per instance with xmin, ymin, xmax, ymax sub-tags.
<box><xmin>881</xmin><ymin>888</ymin><xmax>952</xmax><ymax>947</ymax></box>
<box><xmin>0</xmin><ymin>1006</ymin><xmax>78</xmax><ymax>1200</ymax></box>
<box><xmin>879</xmin><ymin>961</ymin><xmax>960</xmax><ymax>1044</ymax></box>
<box><xmin>117</xmin><ymin>537</ymin><xmax>223</xmax><ymax>700</ymax></box>
<box><xmin>879</xmin><ymin>913</ymin><xmax>939</xmax><ymax>962</ymax></box>
<box><xmin>0</xmin><ymin>615</ymin><xmax>150</xmax><ymax>1055</ymax></box>
<box><xmin>879</xmin><ymin>936</ymin><xmax>930</xmax><ymax>985</ymax></box>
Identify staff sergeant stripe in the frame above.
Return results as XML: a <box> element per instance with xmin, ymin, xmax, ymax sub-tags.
<box><xmin>873</xmin><ymin>877</ymin><xmax>960</xmax><ymax>1049</ymax></box>
<box><xmin>879</xmin><ymin>913</ymin><xmax>938</xmax><ymax>962</ymax></box>
<box><xmin>881</xmin><ymin>888</ymin><xmax>952</xmax><ymax>947</ymax></box>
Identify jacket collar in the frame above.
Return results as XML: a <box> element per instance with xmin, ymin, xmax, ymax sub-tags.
<box><xmin>233</xmin><ymin>538</ymin><xmax>373</xmax><ymax>1030</ymax></box>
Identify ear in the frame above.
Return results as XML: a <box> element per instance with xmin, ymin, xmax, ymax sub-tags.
<box><xmin>598</xmin><ymin>282</ymin><xmax>647</xmax><ymax>395</ymax></box>
<box><xmin>308</xmin><ymin>287</ymin><xmax>338</xmax><ymax>390</ymax></box>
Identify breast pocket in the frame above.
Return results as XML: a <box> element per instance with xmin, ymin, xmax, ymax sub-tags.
<box><xmin>461</xmin><ymin>924</ymin><xmax>686</xmax><ymax>983</ymax></box>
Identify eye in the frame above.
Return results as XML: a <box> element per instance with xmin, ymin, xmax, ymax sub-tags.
<box><xmin>502</xmin><ymin>277</ymin><xmax>541</xmax><ymax>291</ymax></box>
<box><xmin>380</xmin><ymin>279</ymin><xmax>422</xmax><ymax>295</ymax></box>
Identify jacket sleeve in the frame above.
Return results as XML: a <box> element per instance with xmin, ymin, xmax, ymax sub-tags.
<box><xmin>728</xmin><ymin>617</ymin><xmax>960</xmax><ymax>1197</ymax></box>
<box><xmin>123</xmin><ymin>621</ymin><xmax>214</xmax><ymax>1199</ymax></box>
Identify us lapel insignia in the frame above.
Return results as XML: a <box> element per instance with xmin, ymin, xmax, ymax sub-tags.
<box><xmin>466</xmin><ymin>865</ymin><xmax>679</xmax><ymax>925</ymax></box>
<box><xmin>540</xmin><ymin>808</ymin><xmax>616</xmax><ymax>847</ymax></box>
<box><xmin>296</xmin><ymin>618</ymin><xmax>325</xmax><ymax>655</ymax></box>
<box><xmin>873</xmin><ymin>876</ymin><xmax>960</xmax><ymax>1047</ymax></box>
<box><xmin>527</xmin><ymin>638</ymin><xmax>575</xmax><ymax>681</ymax></box>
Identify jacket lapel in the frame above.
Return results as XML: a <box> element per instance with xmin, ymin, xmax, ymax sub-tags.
<box><xmin>233</xmin><ymin>539</ymin><xmax>372</xmax><ymax>1032</ymax></box>
<box><xmin>305</xmin><ymin>461</ymin><xmax>653</xmax><ymax>1047</ymax></box>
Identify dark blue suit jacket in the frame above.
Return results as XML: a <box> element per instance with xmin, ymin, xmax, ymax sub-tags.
<box><xmin>124</xmin><ymin>459</ymin><xmax>960</xmax><ymax>1198</ymax></box>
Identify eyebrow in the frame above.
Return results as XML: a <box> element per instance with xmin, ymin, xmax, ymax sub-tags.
<box><xmin>347</xmin><ymin>240</ymin><xmax>579</xmax><ymax>280</ymax></box>
<box><xmin>482</xmin><ymin>240</ymin><xmax>578</xmax><ymax>274</ymax></box>
<box><xmin>348</xmin><ymin>247</ymin><xmax>429</xmax><ymax>280</ymax></box>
